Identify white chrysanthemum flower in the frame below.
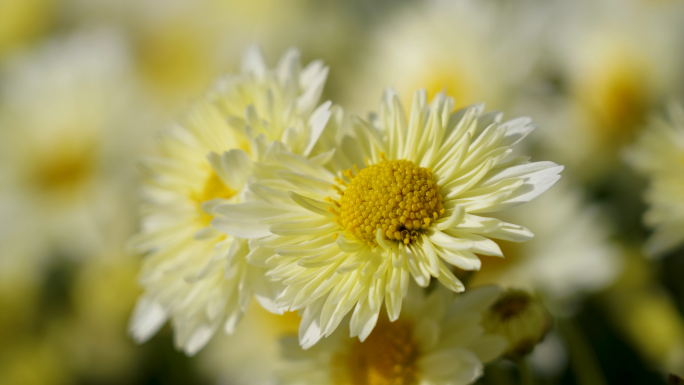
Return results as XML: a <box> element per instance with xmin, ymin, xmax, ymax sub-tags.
<box><xmin>278</xmin><ymin>285</ymin><xmax>507</xmax><ymax>385</ymax></box>
<box><xmin>214</xmin><ymin>89</ymin><xmax>562</xmax><ymax>347</ymax></box>
<box><xmin>346</xmin><ymin>0</ymin><xmax>542</xmax><ymax>116</ymax></box>
<box><xmin>470</xmin><ymin>179</ymin><xmax>622</xmax><ymax>300</ymax></box>
<box><xmin>0</xmin><ymin>30</ymin><xmax>141</xmax><ymax>262</ymax></box>
<box><xmin>625</xmin><ymin>103</ymin><xmax>684</xmax><ymax>257</ymax></box>
<box><xmin>128</xmin><ymin>46</ymin><xmax>339</xmax><ymax>355</ymax></box>
<box><xmin>529</xmin><ymin>0</ymin><xmax>684</xmax><ymax>180</ymax></box>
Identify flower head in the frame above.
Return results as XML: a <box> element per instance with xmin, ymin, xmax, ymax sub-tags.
<box><xmin>128</xmin><ymin>46</ymin><xmax>338</xmax><ymax>355</ymax></box>
<box><xmin>215</xmin><ymin>89</ymin><xmax>562</xmax><ymax>347</ymax></box>
<box><xmin>534</xmin><ymin>0</ymin><xmax>683</xmax><ymax>180</ymax></box>
<box><xmin>0</xmin><ymin>30</ymin><xmax>139</xmax><ymax>260</ymax></box>
<box><xmin>278</xmin><ymin>285</ymin><xmax>507</xmax><ymax>385</ymax></box>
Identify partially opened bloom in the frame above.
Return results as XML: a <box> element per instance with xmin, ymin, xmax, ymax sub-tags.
<box><xmin>481</xmin><ymin>289</ymin><xmax>551</xmax><ymax>358</ymax></box>
<box><xmin>215</xmin><ymin>89</ymin><xmax>563</xmax><ymax>347</ymax></box>
<box><xmin>626</xmin><ymin>102</ymin><xmax>684</xmax><ymax>257</ymax></box>
<box><xmin>128</xmin><ymin>46</ymin><xmax>339</xmax><ymax>355</ymax></box>
<box><xmin>278</xmin><ymin>285</ymin><xmax>507</xmax><ymax>385</ymax></box>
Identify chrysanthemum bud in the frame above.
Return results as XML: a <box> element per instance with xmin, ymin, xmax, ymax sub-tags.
<box><xmin>481</xmin><ymin>289</ymin><xmax>552</xmax><ymax>358</ymax></box>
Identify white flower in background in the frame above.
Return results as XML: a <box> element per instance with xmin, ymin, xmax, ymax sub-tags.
<box><xmin>529</xmin><ymin>0</ymin><xmax>684</xmax><ymax>180</ymax></box>
<box><xmin>278</xmin><ymin>285</ymin><xmax>507</xmax><ymax>385</ymax></box>
<box><xmin>66</xmin><ymin>0</ymin><xmax>331</xmax><ymax>112</ymax></box>
<box><xmin>626</xmin><ymin>103</ymin><xmax>684</xmax><ymax>257</ymax></box>
<box><xmin>128</xmin><ymin>46</ymin><xmax>340</xmax><ymax>355</ymax></box>
<box><xmin>214</xmin><ymin>89</ymin><xmax>562</xmax><ymax>348</ymax></box>
<box><xmin>0</xmin><ymin>30</ymin><xmax>141</xmax><ymax>263</ymax></box>
<box><xmin>470</xmin><ymin>179</ymin><xmax>622</xmax><ymax>300</ymax></box>
<box><xmin>346</xmin><ymin>0</ymin><xmax>542</xmax><ymax>116</ymax></box>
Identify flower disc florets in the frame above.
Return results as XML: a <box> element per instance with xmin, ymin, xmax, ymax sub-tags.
<box><xmin>331</xmin><ymin>156</ymin><xmax>444</xmax><ymax>246</ymax></box>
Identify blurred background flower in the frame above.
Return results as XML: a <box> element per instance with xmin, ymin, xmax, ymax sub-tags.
<box><xmin>0</xmin><ymin>0</ymin><xmax>683</xmax><ymax>384</ymax></box>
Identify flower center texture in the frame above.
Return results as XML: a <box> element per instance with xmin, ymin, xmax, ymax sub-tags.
<box><xmin>332</xmin><ymin>319</ymin><xmax>420</xmax><ymax>385</ymax></box>
<box><xmin>332</xmin><ymin>157</ymin><xmax>444</xmax><ymax>246</ymax></box>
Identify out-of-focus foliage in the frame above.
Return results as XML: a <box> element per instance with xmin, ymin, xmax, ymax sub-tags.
<box><xmin>0</xmin><ymin>0</ymin><xmax>683</xmax><ymax>384</ymax></box>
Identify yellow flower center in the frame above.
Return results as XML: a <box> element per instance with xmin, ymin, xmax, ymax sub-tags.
<box><xmin>331</xmin><ymin>157</ymin><xmax>444</xmax><ymax>246</ymax></box>
<box><xmin>600</xmin><ymin>70</ymin><xmax>648</xmax><ymax>133</ymax></box>
<box><xmin>30</xmin><ymin>143</ymin><xmax>96</xmax><ymax>193</ymax></box>
<box><xmin>420</xmin><ymin>65</ymin><xmax>479</xmax><ymax>109</ymax></box>
<box><xmin>332</xmin><ymin>319</ymin><xmax>420</xmax><ymax>385</ymax></box>
<box><xmin>194</xmin><ymin>171</ymin><xmax>236</xmax><ymax>203</ymax></box>
<box><xmin>191</xmin><ymin>169</ymin><xmax>236</xmax><ymax>226</ymax></box>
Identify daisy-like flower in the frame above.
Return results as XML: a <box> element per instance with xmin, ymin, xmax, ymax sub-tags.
<box><xmin>278</xmin><ymin>285</ymin><xmax>507</xmax><ymax>385</ymax></box>
<box><xmin>128</xmin><ymin>46</ymin><xmax>339</xmax><ymax>355</ymax></box>
<box><xmin>0</xmin><ymin>30</ymin><xmax>141</xmax><ymax>262</ymax></box>
<box><xmin>214</xmin><ymin>89</ymin><xmax>563</xmax><ymax>347</ymax></box>
<box><xmin>345</xmin><ymin>0</ymin><xmax>542</xmax><ymax>116</ymax></box>
<box><xmin>531</xmin><ymin>0</ymin><xmax>683</xmax><ymax>180</ymax></box>
<box><xmin>625</xmin><ymin>102</ymin><xmax>684</xmax><ymax>257</ymax></box>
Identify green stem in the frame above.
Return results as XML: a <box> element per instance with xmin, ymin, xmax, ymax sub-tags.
<box><xmin>558</xmin><ymin>318</ymin><xmax>608</xmax><ymax>385</ymax></box>
<box><xmin>517</xmin><ymin>357</ymin><xmax>535</xmax><ymax>385</ymax></box>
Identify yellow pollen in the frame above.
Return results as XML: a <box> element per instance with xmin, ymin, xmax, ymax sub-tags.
<box><xmin>332</xmin><ymin>159</ymin><xmax>444</xmax><ymax>246</ymax></box>
<box><xmin>332</xmin><ymin>318</ymin><xmax>420</xmax><ymax>385</ymax></box>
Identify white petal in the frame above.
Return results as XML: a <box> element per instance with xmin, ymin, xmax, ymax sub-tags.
<box><xmin>241</xmin><ymin>45</ymin><xmax>267</xmax><ymax>79</ymax></box>
<box><xmin>219</xmin><ymin>149</ymin><xmax>252</xmax><ymax>190</ymax></box>
<box><xmin>351</xmin><ymin>297</ymin><xmax>382</xmax><ymax>341</ymax></box>
<box><xmin>299</xmin><ymin>296</ymin><xmax>325</xmax><ymax>349</ymax></box>
<box><xmin>499</xmin><ymin>117</ymin><xmax>535</xmax><ymax>147</ymax></box>
<box><xmin>419</xmin><ymin>348</ymin><xmax>483</xmax><ymax>384</ymax></box>
<box><xmin>435</xmin><ymin>205</ymin><xmax>466</xmax><ymax>231</ymax></box>
<box><xmin>467</xmin><ymin>335</ymin><xmax>508</xmax><ymax>363</ymax></box>
<box><xmin>448</xmin><ymin>286</ymin><xmax>502</xmax><ymax>316</ymax></box>
<box><xmin>183</xmin><ymin>324</ymin><xmax>217</xmax><ymax>356</ymax></box>
<box><xmin>288</xmin><ymin>191</ymin><xmax>334</xmax><ymax>217</ymax></box>
<box><xmin>129</xmin><ymin>298</ymin><xmax>169</xmax><ymax>343</ymax></box>
<box><xmin>212</xmin><ymin>215</ymin><xmax>272</xmax><ymax>238</ymax></box>
<box><xmin>436</xmin><ymin>261</ymin><xmax>465</xmax><ymax>292</ymax></box>
<box><xmin>475</xmin><ymin>162</ymin><xmax>563</xmax><ymax>213</ymax></box>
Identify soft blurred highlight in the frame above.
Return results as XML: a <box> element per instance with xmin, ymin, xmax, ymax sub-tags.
<box><xmin>0</xmin><ymin>0</ymin><xmax>683</xmax><ymax>384</ymax></box>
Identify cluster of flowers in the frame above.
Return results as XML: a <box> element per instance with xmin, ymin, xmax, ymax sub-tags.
<box><xmin>129</xmin><ymin>47</ymin><xmax>563</xmax><ymax>384</ymax></box>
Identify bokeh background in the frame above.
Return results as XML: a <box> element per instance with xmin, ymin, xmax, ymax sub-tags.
<box><xmin>1</xmin><ymin>0</ymin><xmax>684</xmax><ymax>384</ymax></box>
